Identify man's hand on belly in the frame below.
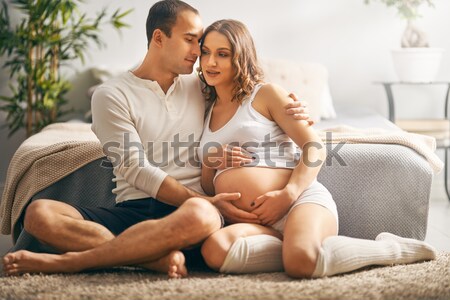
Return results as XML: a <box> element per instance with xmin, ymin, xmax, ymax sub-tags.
<box><xmin>250</xmin><ymin>189</ymin><xmax>295</xmax><ymax>225</ymax></box>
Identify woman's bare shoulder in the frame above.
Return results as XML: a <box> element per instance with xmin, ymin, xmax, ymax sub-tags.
<box><xmin>255</xmin><ymin>82</ymin><xmax>291</xmax><ymax>107</ymax></box>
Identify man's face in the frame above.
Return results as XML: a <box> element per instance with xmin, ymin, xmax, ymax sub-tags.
<box><xmin>162</xmin><ymin>10</ymin><xmax>203</xmax><ymax>75</ymax></box>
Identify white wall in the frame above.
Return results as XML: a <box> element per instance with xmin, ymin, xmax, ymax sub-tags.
<box><xmin>1</xmin><ymin>0</ymin><xmax>450</xmax><ymax>184</ymax></box>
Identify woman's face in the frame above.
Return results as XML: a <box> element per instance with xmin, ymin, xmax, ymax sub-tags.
<box><xmin>200</xmin><ymin>31</ymin><xmax>234</xmax><ymax>88</ymax></box>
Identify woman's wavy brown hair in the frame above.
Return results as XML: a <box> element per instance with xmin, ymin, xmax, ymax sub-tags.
<box><xmin>198</xmin><ymin>19</ymin><xmax>264</xmax><ymax>103</ymax></box>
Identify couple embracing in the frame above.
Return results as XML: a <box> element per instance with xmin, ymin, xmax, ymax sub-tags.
<box><xmin>3</xmin><ymin>0</ymin><xmax>435</xmax><ymax>278</ymax></box>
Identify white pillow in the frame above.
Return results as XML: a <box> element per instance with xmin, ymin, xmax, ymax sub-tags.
<box><xmin>259</xmin><ymin>58</ymin><xmax>337</xmax><ymax>122</ymax></box>
<box><xmin>320</xmin><ymin>83</ymin><xmax>337</xmax><ymax>119</ymax></box>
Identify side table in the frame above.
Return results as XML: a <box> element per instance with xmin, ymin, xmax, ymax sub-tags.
<box><xmin>376</xmin><ymin>81</ymin><xmax>450</xmax><ymax>202</ymax></box>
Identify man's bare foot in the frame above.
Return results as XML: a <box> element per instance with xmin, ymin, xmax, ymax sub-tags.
<box><xmin>3</xmin><ymin>250</ymin><xmax>188</xmax><ymax>278</ymax></box>
<box><xmin>2</xmin><ymin>250</ymin><xmax>79</xmax><ymax>276</ymax></box>
<box><xmin>139</xmin><ymin>250</ymin><xmax>187</xmax><ymax>279</ymax></box>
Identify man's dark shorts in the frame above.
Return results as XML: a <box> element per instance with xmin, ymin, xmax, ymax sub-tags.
<box><xmin>72</xmin><ymin>197</ymin><xmax>220</xmax><ymax>268</ymax></box>
<box><xmin>73</xmin><ymin>198</ymin><xmax>177</xmax><ymax>236</ymax></box>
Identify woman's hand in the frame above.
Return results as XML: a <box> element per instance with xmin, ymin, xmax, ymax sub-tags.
<box><xmin>203</xmin><ymin>145</ymin><xmax>253</xmax><ymax>170</ymax></box>
<box><xmin>250</xmin><ymin>187</ymin><xmax>298</xmax><ymax>226</ymax></box>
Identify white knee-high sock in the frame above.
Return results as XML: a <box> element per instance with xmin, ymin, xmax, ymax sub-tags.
<box><xmin>219</xmin><ymin>235</ymin><xmax>283</xmax><ymax>274</ymax></box>
<box><xmin>312</xmin><ymin>232</ymin><xmax>436</xmax><ymax>278</ymax></box>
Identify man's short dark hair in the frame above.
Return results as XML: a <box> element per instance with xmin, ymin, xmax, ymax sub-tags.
<box><xmin>146</xmin><ymin>0</ymin><xmax>199</xmax><ymax>48</ymax></box>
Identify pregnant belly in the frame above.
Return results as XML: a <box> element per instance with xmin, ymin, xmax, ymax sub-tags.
<box><xmin>214</xmin><ymin>167</ymin><xmax>292</xmax><ymax>212</ymax></box>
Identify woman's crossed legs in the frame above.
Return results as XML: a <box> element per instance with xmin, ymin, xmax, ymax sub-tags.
<box><xmin>202</xmin><ymin>200</ymin><xmax>436</xmax><ymax>278</ymax></box>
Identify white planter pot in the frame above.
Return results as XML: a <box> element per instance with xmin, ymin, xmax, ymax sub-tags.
<box><xmin>391</xmin><ymin>48</ymin><xmax>444</xmax><ymax>83</ymax></box>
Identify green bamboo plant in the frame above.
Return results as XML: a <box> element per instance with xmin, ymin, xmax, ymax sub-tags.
<box><xmin>0</xmin><ymin>0</ymin><xmax>132</xmax><ymax>137</ymax></box>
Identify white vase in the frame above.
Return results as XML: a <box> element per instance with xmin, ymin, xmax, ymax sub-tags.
<box><xmin>391</xmin><ymin>48</ymin><xmax>444</xmax><ymax>83</ymax></box>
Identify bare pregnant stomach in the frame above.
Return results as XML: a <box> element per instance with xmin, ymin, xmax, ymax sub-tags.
<box><xmin>214</xmin><ymin>167</ymin><xmax>293</xmax><ymax>212</ymax></box>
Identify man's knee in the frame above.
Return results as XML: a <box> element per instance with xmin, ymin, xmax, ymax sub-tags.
<box><xmin>23</xmin><ymin>199</ymin><xmax>80</xmax><ymax>238</ymax></box>
<box><xmin>181</xmin><ymin>197</ymin><xmax>222</xmax><ymax>235</ymax></box>
<box><xmin>24</xmin><ymin>200</ymin><xmax>53</xmax><ymax>235</ymax></box>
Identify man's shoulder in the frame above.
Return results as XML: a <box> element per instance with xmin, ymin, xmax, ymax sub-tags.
<box><xmin>92</xmin><ymin>73</ymin><xmax>133</xmax><ymax>100</ymax></box>
<box><xmin>178</xmin><ymin>73</ymin><xmax>201</xmax><ymax>89</ymax></box>
<box><xmin>97</xmin><ymin>72</ymin><xmax>131</xmax><ymax>91</ymax></box>
<box><xmin>91</xmin><ymin>81</ymin><xmax>129</xmax><ymax>113</ymax></box>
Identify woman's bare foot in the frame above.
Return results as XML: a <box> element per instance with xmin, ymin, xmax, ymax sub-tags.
<box><xmin>138</xmin><ymin>250</ymin><xmax>187</xmax><ymax>279</ymax></box>
<box><xmin>2</xmin><ymin>250</ymin><xmax>79</xmax><ymax>276</ymax></box>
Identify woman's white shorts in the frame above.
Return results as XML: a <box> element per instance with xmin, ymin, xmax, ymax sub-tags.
<box><xmin>271</xmin><ymin>180</ymin><xmax>339</xmax><ymax>234</ymax></box>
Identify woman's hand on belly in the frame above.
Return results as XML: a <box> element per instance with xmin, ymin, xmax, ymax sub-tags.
<box><xmin>214</xmin><ymin>167</ymin><xmax>297</xmax><ymax>225</ymax></box>
<box><xmin>203</xmin><ymin>145</ymin><xmax>253</xmax><ymax>170</ymax></box>
<box><xmin>250</xmin><ymin>188</ymin><xmax>296</xmax><ymax>225</ymax></box>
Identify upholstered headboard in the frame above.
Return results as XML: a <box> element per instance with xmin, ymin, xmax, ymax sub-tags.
<box><xmin>259</xmin><ymin>58</ymin><xmax>336</xmax><ymax>123</ymax></box>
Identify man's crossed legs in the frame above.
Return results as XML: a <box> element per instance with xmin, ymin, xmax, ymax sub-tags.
<box><xmin>2</xmin><ymin>197</ymin><xmax>223</xmax><ymax>278</ymax></box>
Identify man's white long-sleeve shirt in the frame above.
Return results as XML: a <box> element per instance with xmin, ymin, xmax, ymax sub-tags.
<box><xmin>91</xmin><ymin>71</ymin><xmax>205</xmax><ymax>203</ymax></box>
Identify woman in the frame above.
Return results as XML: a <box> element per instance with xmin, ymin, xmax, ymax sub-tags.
<box><xmin>196</xmin><ymin>19</ymin><xmax>436</xmax><ymax>278</ymax></box>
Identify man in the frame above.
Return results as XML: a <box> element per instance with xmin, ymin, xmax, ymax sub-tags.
<box><xmin>2</xmin><ymin>0</ymin><xmax>310</xmax><ymax>278</ymax></box>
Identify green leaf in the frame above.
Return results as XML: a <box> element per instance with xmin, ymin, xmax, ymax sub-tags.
<box><xmin>115</xmin><ymin>8</ymin><xmax>133</xmax><ymax>20</ymax></box>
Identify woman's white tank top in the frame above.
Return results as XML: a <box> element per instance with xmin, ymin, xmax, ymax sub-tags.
<box><xmin>198</xmin><ymin>83</ymin><xmax>300</xmax><ymax>181</ymax></box>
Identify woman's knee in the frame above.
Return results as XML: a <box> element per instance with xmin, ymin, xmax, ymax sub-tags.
<box><xmin>201</xmin><ymin>224</ymin><xmax>267</xmax><ymax>271</ymax></box>
<box><xmin>283</xmin><ymin>241</ymin><xmax>321</xmax><ymax>278</ymax></box>
<box><xmin>201</xmin><ymin>231</ymin><xmax>233</xmax><ymax>271</ymax></box>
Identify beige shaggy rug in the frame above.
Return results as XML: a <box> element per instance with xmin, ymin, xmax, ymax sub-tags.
<box><xmin>1</xmin><ymin>252</ymin><xmax>449</xmax><ymax>300</ymax></box>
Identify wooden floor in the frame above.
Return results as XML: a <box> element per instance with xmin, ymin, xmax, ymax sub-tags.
<box><xmin>1</xmin><ymin>180</ymin><xmax>449</xmax><ymax>256</ymax></box>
